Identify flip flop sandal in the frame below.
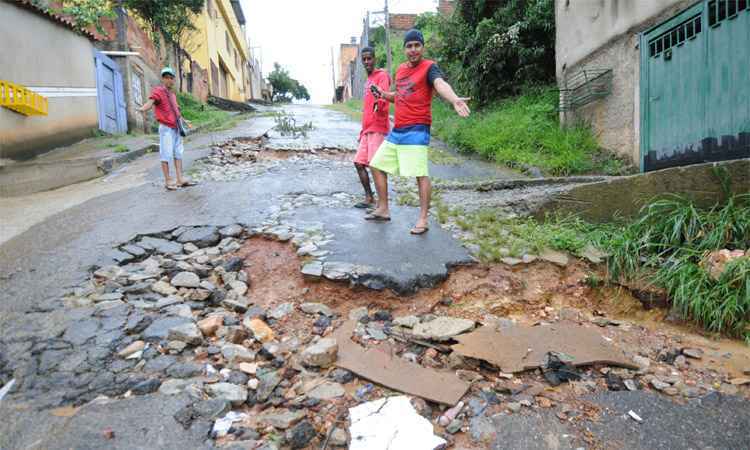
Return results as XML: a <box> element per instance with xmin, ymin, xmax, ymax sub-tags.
<box><xmin>364</xmin><ymin>213</ymin><xmax>391</xmax><ymax>222</ymax></box>
<box><xmin>165</xmin><ymin>184</ymin><xmax>177</xmax><ymax>191</ymax></box>
<box><xmin>354</xmin><ymin>202</ymin><xmax>374</xmax><ymax>209</ymax></box>
<box><xmin>179</xmin><ymin>180</ymin><xmax>197</xmax><ymax>187</ymax></box>
<box><xmin>410</xmin><ymin>226</ymin><xmax>429</xmax><ymax>235</ymax></box>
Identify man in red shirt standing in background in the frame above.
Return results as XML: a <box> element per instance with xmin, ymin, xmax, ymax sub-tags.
<box><xmin>353</xmin><ymin>47</ymin><xmax>391</xmax><ymax>209</ymax></box>
<box><xmin>139</xmin><ymin>67</ymin><xmax>194</xmax><ymax>191</ymax></box>
<box><xmin>367</xmin><ymin>29</ymin><xmax>470</xmax><ymax>234</ymax></box>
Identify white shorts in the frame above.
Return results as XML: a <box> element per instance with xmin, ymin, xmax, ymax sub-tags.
<box><xmin>158</xmin><ymin>124</ymin><xmax>184</xmax><ymax>162</ymax></box>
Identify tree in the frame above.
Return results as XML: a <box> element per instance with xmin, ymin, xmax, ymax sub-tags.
<box><xmin>123</xmin><ymin>0</ymin><xmax>204</xmax><ymax>44</ymax></box>
<box><xmin>268</xmin><ymin>63</ymin><xmax>310</xmax><ymax>103</ymax></box>
<box><xmin>435</xmin><ymin>0</ymin><xmax>555</xmax><ymax>105</ymax></box>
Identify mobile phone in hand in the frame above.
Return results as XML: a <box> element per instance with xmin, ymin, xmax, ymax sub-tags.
<box><xmin>370</xmin><ymin>84</ymin><xmax>380</xmax><ymax>98</ymax></box>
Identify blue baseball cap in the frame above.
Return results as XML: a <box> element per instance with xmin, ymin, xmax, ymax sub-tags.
<box><xmin>403</xmin><ymin>29</ymin><xmax>424</xmax><ymax>46</ymax></box>
<box><xmin>161</xmin><ymin>67</ymin><xmax>176</xmax><ymax>78</ymax></box>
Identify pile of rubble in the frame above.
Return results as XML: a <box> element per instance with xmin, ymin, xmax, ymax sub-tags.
<box><xmin>24</xmin><ymin>223</ymin><xmax>744</xmax><ymax>449</ymax></box>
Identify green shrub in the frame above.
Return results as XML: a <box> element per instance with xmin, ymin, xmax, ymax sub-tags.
<box><xmin>177</xmin><ymin>92</ymin><xmax>233</xmax><ymax>131</ymax></box>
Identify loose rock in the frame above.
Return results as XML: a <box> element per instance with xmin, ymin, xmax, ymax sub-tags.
<box><xmin>205</xmin><ymin>382</ymin><xmax>248</xmax><ymax>406</ymax></box>
<box><xmin>244</xmin><ymin>318</ymin><xmax>275</xmax><ymax>342</ymax></box>
<box><xmin>167</xmin><ymin>322</ymin><xmax>203</xmax><ymax>345</ymax></box>
<box><xmin>301</xmin><ymin>338</ymin><xmax>338</xmax><ymax>368</ymax></box>
<box><xmin>171</xmin><ymin>271</ymin><xmax>201</xmax><ymax>288</ymax></box>
<box><xmin>412</xmin><ymin>316</ymin><xmax>475</xmax><ymax>341</ymax></box>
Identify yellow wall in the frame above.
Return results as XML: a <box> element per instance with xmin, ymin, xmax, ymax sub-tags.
<box><xmin>184</xmin><ymin>0</ymin><xmax>250</xmax><ymax>102</ymax></box>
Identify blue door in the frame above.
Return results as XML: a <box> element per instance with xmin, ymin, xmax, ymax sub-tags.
<box><xmin>94</xmin><ymin>50</ymin><xmax>128</xmax><ymax>134</ymax></box>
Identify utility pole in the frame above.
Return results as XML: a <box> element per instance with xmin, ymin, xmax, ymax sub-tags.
<box><xmin>330</xmin><ymin>46</ymin><xmax>337</xmax><ymax>103</ymax></box>
<box><xmin>384</xmin><ymin>0</ymin><xmax>392</xmax><ymax>77</ymax></box>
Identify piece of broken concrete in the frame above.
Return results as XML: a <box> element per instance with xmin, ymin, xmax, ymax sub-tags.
<box><xmin>411</xmin><ymin>316</ymin><xmax>475</xmax><ymax>341</ymax></box>
<box><xmin>332</xmin><ymin>321</ymin><xmax>469</xmax><ymax>405</ymax></box>
<box><xmin>451</xmin><ymin>323</ymin><xmax>636</xmax><ymax>373</ymax></box>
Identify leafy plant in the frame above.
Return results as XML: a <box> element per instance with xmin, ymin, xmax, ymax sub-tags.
<box><xmin>56</xmin><ymin>0</ymin><xmax>116</xmax><ymax>35</ymax></box>
<box><xmin>272</xmin><ymin>111</ymin><xmax>314</xmax><ymax>137</ymax></box>
<box><xmin>605</xmin><ymin>193</ymin><xmax>750</xmax><ymax>337</ymax></box>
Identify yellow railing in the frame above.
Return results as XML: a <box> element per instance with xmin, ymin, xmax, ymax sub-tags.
<box><xmin>0</xmin><ymin>80</ymin><xmax>48</xmax><ymax>116</ymax></box>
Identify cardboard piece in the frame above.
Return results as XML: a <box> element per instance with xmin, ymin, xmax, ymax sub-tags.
<box><xmin>451</xmin><ymin>322</ymin><xmax>637</xmax><ymax>373</ymax></box>
<box><xmin>333</xmin><ymin>321</ymin><xmax>469</xmax><ymax>405</ymax></box>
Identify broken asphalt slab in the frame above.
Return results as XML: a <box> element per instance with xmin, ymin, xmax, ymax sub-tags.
<box><xmin>288</xmin><ymin>205</ymin><xmax>474</xmax><ymax>295</ymax></box>
<box><xmin>452</xmin><ymin>322</ymin><xmax>637</xmax><ymax>373</ymax></box>
<box><xmin>333</xmin><ymin>321</ymin><xmax>470</xmax><ymax>405</ymax></box>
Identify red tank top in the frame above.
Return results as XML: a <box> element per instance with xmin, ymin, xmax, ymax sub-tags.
<box><xmin>394</xmin><ymin>59</ymin><xmax>435</xmax><ymax>128</ymax></box>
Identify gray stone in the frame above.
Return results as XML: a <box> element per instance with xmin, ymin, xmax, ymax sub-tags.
<box><xmin>171</xmin><ymin>272</ymin><xmax>200</xmax><ymax>288</ymax></box>
<box><xmin>132</xmin><ymin>378</ymin><xmax>161</xmax><ymax>395</ymax></box>
<box><xmin>205</xmin><ymin>382</ymin><xmax>248</xmax><ymax>406</ymax></box>
<box><xmin>581</xmin><ymin>244</ymin><xmax>607</xmax><ymax>264</ymax></box>
<box><xmin>329</xmin><ymin>428</ymin><xmax>348</xmax><ymax>447</ymax></box>
<box><xmin>411</xmin><ymin>316</ymin><xmax>475</xmax><ymax>341</ymax></box>
<box><xmin>366</xmin><ymin>323</ymin><xmax>387</xmax><ymax>340</ymax></box>
<box><xmin>301</xmin><ymin>262</ymin><xmax>323</xmax><ymax>278</ymax></box>
<box><xmin>446</xmin><ymin>419</ymin><xmax>463</xmax><ymax>434</ymax></box>
<box><xmin>158</xmin><ymin>378</ymin><xmax>190</xmax><ymax>395</ymax></box>
<box><xmin>269</xmin><ymin>302</ymin><xmax>293</xmax><ymax>320</ymax></box>
<box><xmin>138</xmin><ymin>237</ymin><xmax>183</xmax><ymax>255</ymax></box>
<box><xmin>300</xmin><ymin>302</ymin><xmax>334</xmax><ymax>317</ymax></box>
<box><xmin>219</xmin><ymin>224</ymin><xmax>244</xmax><ymax>238</ymax></box>
<box><xmin>167</xmin><ymin>322</ymin><xmax>203</xmax><ymax>345</ymax></box>
<box><xmin>633</xmin><ymin>355</ymin><xmax>651</xmax><ymax>370</ymax></box>
<box><xmin>167</xmin><ymin>362</ymin><xmax>203</xmax><ymax>378</ymax></box>
<box><xmin>221</xmin><ymin>344</ymin><xmax>256</xmax><ymax>364</ymax></box>
<box><xmin>256</xmin><ymin>370</ymin><xmax>282</xmax><ymax>402</ymax></box>
<box><xmin>63</xmin><ymin>319</ymin><xmax>100</xmax><ymax>345</ymax></box>
<box><xmin>194</xmin><ymin>398</ymin><xmax>230</xmax><ymax>420</ymax></box>
<box><xmin>682</xmin><ymin>348</ymin><xmax>703</xmax><ymax>359</ymax></box>
<box><xmin>301</xmin><ymin>338</ymin><xmax>338</xmax><ymax>367</ymax></box>
<box><xmin>229</xmin><ymin>280</ymin><xmax>248</xmax><ymax>296</ymax></box>
<box><xmin>393</xmin><ymin>315</ymin><xmax>420</xmax><ymax>328</ymax></box>
<box><xmin>348</xmin><ymin>307</ymin><xmax>368</xmax><ymax>322</ymax></box>
<box><xmin>259</xmin><ymin>409</ymin><xmax>306</xmax><ymax>429</ymax></box>
<box><xmin>222</xmin><ymin>297</ymin><xmax>250</xmax><ymax>313</ymax></box>
<box><xmin>152</xmin><ymin>280</ymin><xmax>177</xmax><ymax>296</ymax></box>
<box><xmin>306</xmin><ymin>381</ymin><xmax>345</xmax><ymax>400</ymax></box>
<box><xmin>651</xmin><ymin>378</ymin><xmax>671</xmax><ymax>391</ymax></box>
<box><xmin>144</xmin><ymin>355</ymin><xmax>178</xmax><ymax>373</ymax></box>
<box><xmin>177</xmin><ymin>226</ymin><xmax>220</xmax><ymax>248</ymax></box>
<box><xmin>322</xmin><ymin>262</ymin><xmax>355</xmax><ymax>280</ymax></box>
<box><xmin>122</xmin><ymin>244</ymin><xmax>147</xmax><ymax>257</ymax></box>
<box><xmin>286</xmin><ymin>420</ymin><xmax>316</xmax><ymax>449</ymax></box>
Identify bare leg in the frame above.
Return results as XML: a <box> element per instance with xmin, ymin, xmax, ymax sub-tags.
<box><xmin>161</xmin><ymin>161</ymin><xmax>173</xmax><ymax>186</ymax></box>
<box><xmin>415</xmin><ymin>176</ymin><xmax>431</xmax><ymax>229</ymax></box>
<box><xmin>174</xmin><ymin>159</ymin><xmax>184</xmax><ymax>186</ymax></box>
<box><xmin>354</xmin><ymin>163</ymin><xmax>375</xmax><ymax>204</ymax></box>
<box><xmin>370</xmin><ymin>168</ymin><xmax>390</xmax><ymax>217</ymax></box>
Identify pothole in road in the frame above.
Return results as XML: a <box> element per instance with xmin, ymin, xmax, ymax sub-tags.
<box><xmin>190</xmin><ymin>137</ymin><xmax>354</xmax><ymax>182</ymax></box>
<box><xmin>5</xmin><ymin>220</ymin><xmax>749</xmax><ymax>448</ymax></box>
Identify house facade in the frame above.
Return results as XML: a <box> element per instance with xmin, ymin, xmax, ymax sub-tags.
<box><xmin>0</xmin><ymin>1</ymin><xmax>100</xmax><ymax>160</ymax></box>
<box><xmin>556</xmin><ymin>0</ymin><xmax>750</xmax><ymax>171</ymax></box>
<box><xmin>184</xmin><ymin>0</ymin><xmax>251</xmax><ymax>102</ymax></box>
<box><xmin>337</xmin><ymin>40</ymin><xmax>359</xmax><ymax>103</ymax></box>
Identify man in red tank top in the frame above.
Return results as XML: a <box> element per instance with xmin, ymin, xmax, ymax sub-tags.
<box><xmin>367</xmin><ymin>29</ymin><xmax>470</xmax><ymax>235</ymax></box>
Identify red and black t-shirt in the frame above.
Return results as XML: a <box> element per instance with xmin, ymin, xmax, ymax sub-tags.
<box><xmin>393</xmin><ymin>59</ymin><xmax>444</xmax><ymax>129</ymax></box>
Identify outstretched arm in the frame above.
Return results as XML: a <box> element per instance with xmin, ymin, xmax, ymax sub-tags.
<box><xmin>434</xmin><ymin>78</ymin><xmax>470</xmax><ymax>117</ymax></box>
<box><xmin>139</xmin><ymin>99</ymin><xmax>155</xmax><ymax>113</ymax></box>
<box><xmin>371</xmin><ymin>85</ymin><xmax>396</xmax><ymax>103</ymax></box>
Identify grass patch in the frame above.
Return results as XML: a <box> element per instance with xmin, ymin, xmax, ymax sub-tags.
<box><xmin>177</xmin><ymin>92</ymin><xmax>236</xmax><ymax>132</ymax></box>
<box><xmin>108</xmin><ymin>143</ymin><xmax>129</xmax><ymax>153</ymax></box>
<box><xmin>450</xmin><ymin>208</ymin><xmax>613</xmax><ymax>261</ymax></box>
<box><xmin>605</xmin><ymin>192</ymin><xmax>750</xmax><ymax>338</ymax></box>
<box><xmin>432</xmin><ymin>87</ymin><xmax>630</xmax><ymax>176</ymax></box>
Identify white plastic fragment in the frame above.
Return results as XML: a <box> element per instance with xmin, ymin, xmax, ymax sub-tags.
<box><xmin>212</xmin><ymin>411</ymin><xmax>248</xmax><ymax>437</ymax></box>
<box><xmin>628</xmin><ymin>410</ymin><xmax>643</xmax><ymax>423</ymax></box>
<box><xmin>349</xmin><ymin>396</ymin><xmax>446</xmax><ymax>450</ymax></box>
<box><xmin>0</xmin><ymin>379</ymin><xmax>16</xmax><ymax>403</ymax></box>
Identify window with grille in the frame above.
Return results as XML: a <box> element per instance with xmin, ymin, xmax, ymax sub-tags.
<box><xmin>708</xmin><ymin>0</ymin><xmax>749</xmax><ymax>26</ymax></box>
<box><xmin>648</xmin><ymin>14</ymin><xmax>702</xmax><ymax>58</ymax></box>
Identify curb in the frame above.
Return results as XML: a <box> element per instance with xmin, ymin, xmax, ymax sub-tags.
<box><xmin>98</xmin><ymin>143</ymin><xmax>158</xmax><ymax>173</ymax></box>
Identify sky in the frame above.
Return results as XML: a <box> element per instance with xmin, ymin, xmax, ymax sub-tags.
<box><xmin>240</xmin><ymin>0</ymin><xmax>437</xmax><ymax>104</ymax></box>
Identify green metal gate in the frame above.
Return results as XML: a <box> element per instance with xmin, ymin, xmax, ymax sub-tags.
<box><xmin>640</xmin><ymin>0</ymin><xmax>750</xmax><ymax>171</ymax></box>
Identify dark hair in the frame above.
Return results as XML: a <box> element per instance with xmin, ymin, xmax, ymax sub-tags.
<box><xmin>360</xmin><ymin>46</ymin><xmax>375</xmax><ymax>57</ymax></box>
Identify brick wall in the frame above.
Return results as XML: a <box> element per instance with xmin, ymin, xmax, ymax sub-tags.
<box><xmin>438</xmin><ymin>0</ymin><xmax>455</xmax><ymax>16</ymax></box>
<box><xmin>190</xmin><ymin>61</ymin><xmax>209</xmax><ymax>102</ymax></box>
<box><xmin>389</xmin><ymin>13</ymin><xmax>417</xmax><ymax>31</ymax></box>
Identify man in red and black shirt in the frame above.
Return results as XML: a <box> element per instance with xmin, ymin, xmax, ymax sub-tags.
<box><xmin>368</xmin><ymin>29</ymin><xmax>470</xmax><ymax>235</ymax></box>
<box><xmin>353</xmin><ymin>47</ymin><xmax>391</xmax><ymax>209</ymax></box>
<box><xmin>139</xmin><ymin>67</ymin><xmax>193</xmax><ymax>190</ymax></box>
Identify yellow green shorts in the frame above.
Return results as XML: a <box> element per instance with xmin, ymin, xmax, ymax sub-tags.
<box><xmin>369</xmin><ymin>140</ymin><xmax>429</xmax><ymax>177</ymax></box>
